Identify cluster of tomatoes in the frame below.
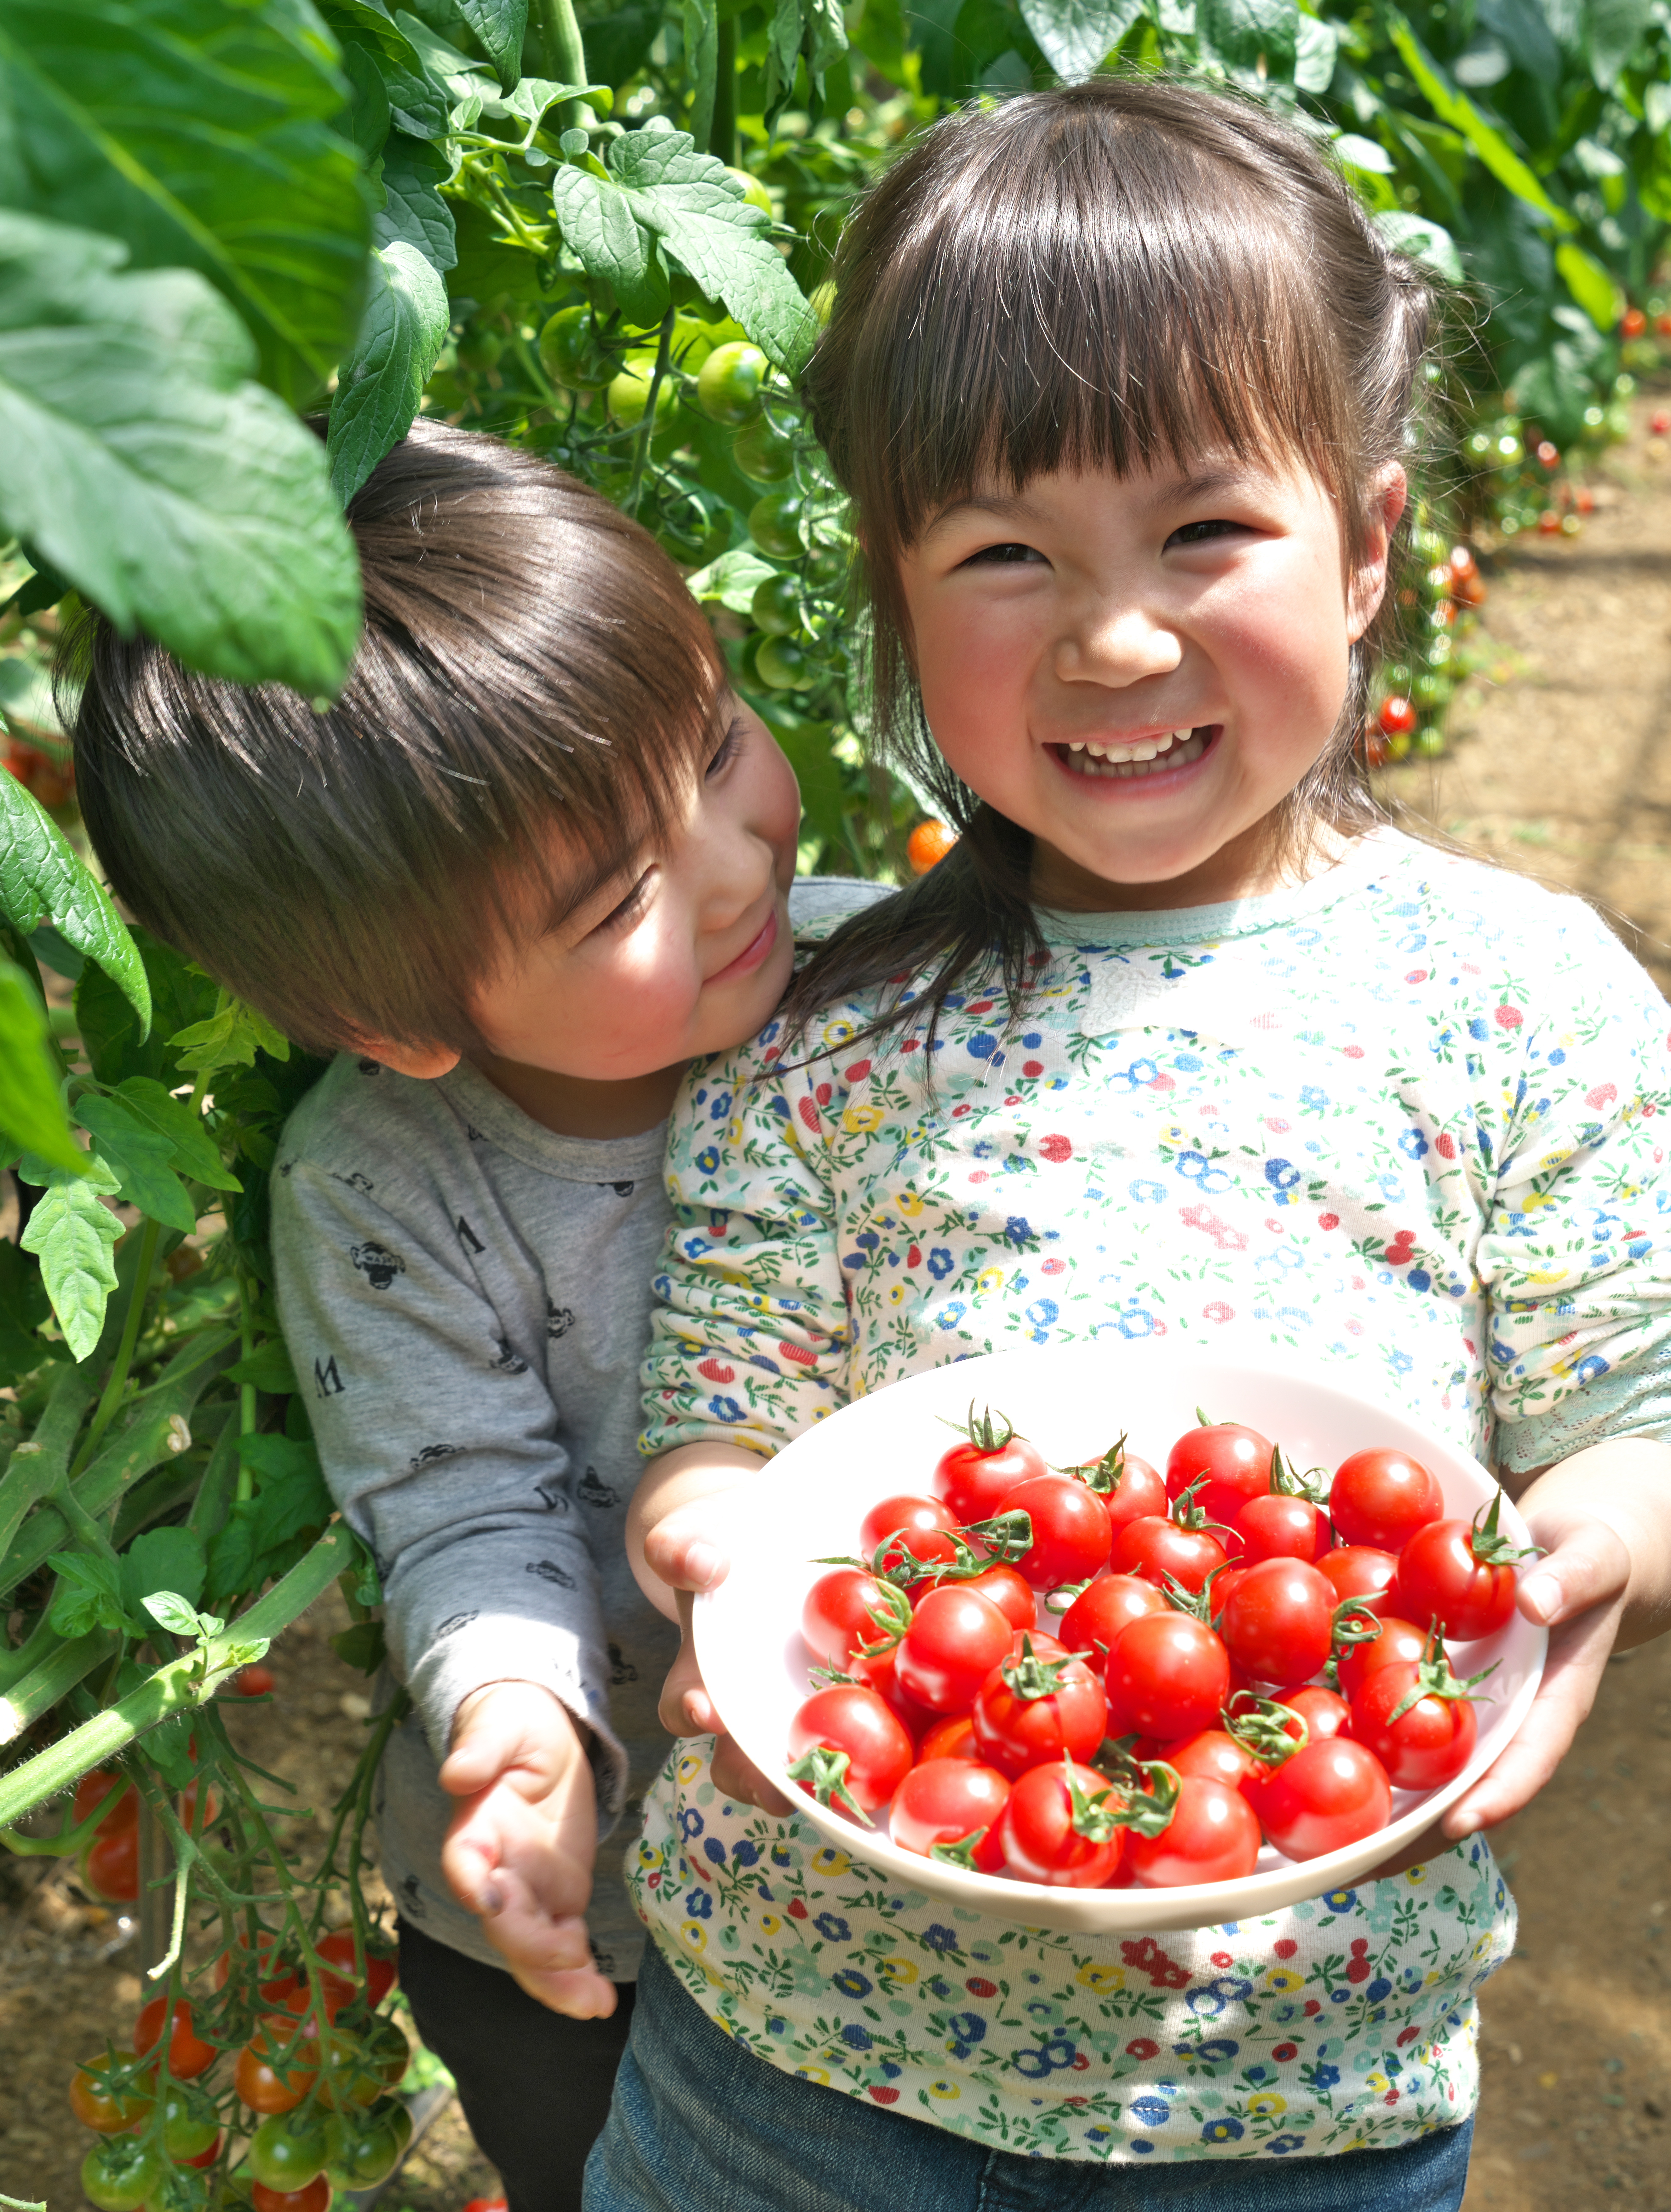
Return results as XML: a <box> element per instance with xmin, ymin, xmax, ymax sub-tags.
<box><xmin>785</xmin><ymin>1409</ymin><xmax>1530</xmax><ymax>1892</ymax></box>
<box><xmin>3</xmin><ymin>735</ymin><xmax>73</xmax><ymax>806</ymax></box>
<box><xmin>68</xmin><ymin>1832</ymin><xmax>409</xmax><ymax>2212</ymax></box>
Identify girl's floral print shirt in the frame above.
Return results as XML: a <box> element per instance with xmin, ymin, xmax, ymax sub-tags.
<box><xmin>629</xmin><ymin>829</ymin><xmax>1671</xmax><ymax>2163</ymax></box>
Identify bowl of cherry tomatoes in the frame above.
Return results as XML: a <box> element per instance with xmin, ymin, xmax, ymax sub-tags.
<box><xmin>693</xmin><ymin>1344</ymin><xmax>1545</xmax><ymax>1932</ymax></box>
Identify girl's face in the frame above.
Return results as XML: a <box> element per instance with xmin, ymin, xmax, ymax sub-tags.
<box><xmin>898</xmin><ymin>455</ymin><xmax>1403</xmax><ymax>910</ymax></box>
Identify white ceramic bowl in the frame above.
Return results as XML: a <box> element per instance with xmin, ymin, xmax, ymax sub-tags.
<box><xmin>694</xmin><ymin>1343</ymin><xmax>1545</xmax><ymax>1933</ymax></box>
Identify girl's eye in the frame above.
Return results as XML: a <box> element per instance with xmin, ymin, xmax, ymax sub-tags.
<box><xmin>963</xmin><ymin>541</ymin><xmax>1046</xmax><ymax>567</ymax></box>
<box><xmin>1168</xmin><ymin>518</ymin><xmax>1244</xmax><ymax>547</ymax></box>
<box><xmin>706</xmin><ymin>719</ymin><xmax>744</xmax><ymax>778</ymax></box>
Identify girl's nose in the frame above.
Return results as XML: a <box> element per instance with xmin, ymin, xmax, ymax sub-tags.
<box><xmin>1054</xmin><ymin>597</ymin><xmax>1183</xmax><ymax>687</ymax></box>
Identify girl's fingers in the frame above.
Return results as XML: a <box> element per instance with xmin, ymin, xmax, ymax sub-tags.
<box><xmin>711</xmin><ymin>1733</ymin><xmax>795</xmax><ymax>1816</ymax></box>
<box><xmin>642</xmin><ymin>1505</ymin><xmax>730</xmax><ymax>1595</ymax></box>
<box><xmin>657</xmin><ymin>1615</ymin><xmax>724</xmax><ymax>1736</ymax></box>
<box><xmin>1514</xmin><ymin>1513</ymin><xmax>1631</xmax><ymax>1627</ymax></box>
<box><xmin>1443</xmin><ymin>1590</ymin><xmax>1623</xmax><ymax>1835</ymax></box>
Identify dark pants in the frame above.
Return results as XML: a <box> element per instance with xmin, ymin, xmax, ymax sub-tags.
<box><xmin>398</xmin><ymin>1916</ymin><xmax>636</xmax><ymax>2212</ymax></box>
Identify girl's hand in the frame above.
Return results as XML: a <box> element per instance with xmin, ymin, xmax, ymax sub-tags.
<box><xmin>1440</xmin><ymin>1436</ymin><xmax>1671</xmax><ymax>1840</ymax></box>
<box><xmin>649</xmin><ymin>1506</ymin><xmax>794</xmax><ymax>1815</ymax></box>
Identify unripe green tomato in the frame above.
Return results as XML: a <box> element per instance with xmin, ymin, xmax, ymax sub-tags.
<box><xmin>732</xmin><ymin>415</ymin><xmax>796</xmax><ymax>485</ymax></box>
<box><xmin>756</xmin><ymin>636</ymin><xmax>818</xmax><ymax>690</ymax></box>
<box><xmin>538</xmin><ymin>306</ymin><xmax>615</xmax><ymax>390</ymax></box>
<box><xmin>454</xmin><ymin>325</ymin><xmax>503</xmax><ymax>373</ymax></box>
<box><xmin>1415</xmin><ymin>726</ymin><xmax>1446</xmax><ymax>757</ymax></box>
<box><xmin>750</xmin><ymin>574</ymin><xmax>804</xmax><ymax>635</ymax></box>
<box><xmin>725</xmin><ymin>167</ymin><xmax>773</xmax><ymax>217</ymax></box>
<box><xmin>145</xmin><ymin>2167</ymin><xmax>210</xmax><ymax>2212</ymax></box>
<box><xmin>749</xmin><ymin>492</ymin><xmax>804</xmax><ymax>559</ymax></box>
<box><xmin>804</xmin><ymin>539</ymin><xmax>849</xmax><ymax>590</ymax></box>
<box><xmin>324</xmin><ymin>2101</ymin><xmax>413</xmax><ymax>2189</ymax></box>
<box><xmin>1411</xmin><ymin>671</ymin><xmax>1451</xmax><ymax>709</ymax></box>
<box><xmin>697</xmin><ymin>342</ymin><xmax>768</xmax><ymax>426</ymax></box>
<box><xmin>607</xmin><ymin>358</ymin><xmax>665</xmax><ymax>427</ymax></box>
<box><xmin>246</xmin><ymin>2111</ymin><xmax>329</xmax><ymax>2192</ymax></box>
<box><xmin>1386</xmin><ymin>730</ymin><xmax>1412</xmax><ymax>761</ymax></box>
<box><xmin>160</xmin><ymin>2083</ymin><xmax>221</xmax><ymax>2161</ymax></box>
<box><xmin>1381</xmin><ymin>660</ymin><xmax>1413</xmax><ymax>692</ymax></box>
<box><xmin>83</xmin><ymin>2142</ymin><xmax>164</xmax><ymax>2212</ymax></box>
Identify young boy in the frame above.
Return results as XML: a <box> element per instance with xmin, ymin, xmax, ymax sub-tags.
<box><xmin>69</xmin><ymin>420</ymin><xmax>883</xmax><ymax>2212</ymax></box>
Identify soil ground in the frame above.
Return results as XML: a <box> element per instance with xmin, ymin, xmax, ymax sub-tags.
<box><xmin>4</xmin><ymin>391</ymin><xmax>1671</xmax><ymax>2212</ymax></box>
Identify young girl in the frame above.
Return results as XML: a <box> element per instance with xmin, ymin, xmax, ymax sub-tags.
<box><xmin>602</xmin><ymin>78</ymin><xmax>1671</xmax><ymax>2209</ymax></box>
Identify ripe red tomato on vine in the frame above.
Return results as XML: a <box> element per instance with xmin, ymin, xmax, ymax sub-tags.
<box><xmin>931</xmin><ymin>1405</ymin><xmax>1046</xmax><ymax>1522</ymax></box>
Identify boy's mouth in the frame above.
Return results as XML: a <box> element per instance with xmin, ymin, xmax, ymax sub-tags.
<box><xmin>707</xmin><ymin>902</ymin><xmax>781</xmax><ymax>986</ymax></box>
<box><xmin>1051</xmin><ymin>726</ymin><xmax>1218</xmax><ymax>780</ymax></box>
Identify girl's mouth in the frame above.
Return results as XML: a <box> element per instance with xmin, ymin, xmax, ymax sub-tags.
<box><xmin>1051</xmin><ymin>726</ymin><xmax>1218</xmax><ymax>780</ymax></box>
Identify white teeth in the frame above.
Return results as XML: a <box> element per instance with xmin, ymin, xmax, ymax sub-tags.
<box><xmin>1060</xmin><ymin>727</ymin><xmax>1210</xmax><ymax>780</ymax></box>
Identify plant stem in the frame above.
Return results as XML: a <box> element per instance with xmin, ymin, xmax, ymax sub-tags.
<box><xmin>534</xmin><ymin>0</ymin><xmax>590</xmax><ymax>128</ymax></box>
<box><xmin>625</xmin><ymin>310</ymin><xmax>676</xmax><ymax>516</ymax></box>
<box><xmin>75</xmin><ymin>1216</ymin><xmax>162</xmax><ymax>1475</ymax></box>
<box><xmin>0</xmin><ymin>1361</ymin><xmax>100</xmax><ymax>1560</ymax></box>
<box><xmin>0</xmin><ymin>1522</ymin><xmax>354</xmax><ymax>1824</ymax></box>
<box><xmin>0</xmin><ymin>1630</ymin><xmax>116</xmax><ymax>1746</ymax></box>
<box><xmin>711</xmin><ymin>16</ymin><xmax>737</xmax><ymax>165</ymax></box>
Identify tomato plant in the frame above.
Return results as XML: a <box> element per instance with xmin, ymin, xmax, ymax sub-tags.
<box><xmin>134</xmin><ymin>1997</ymin><xmax>217</xmax><ymax>2081</ymax></box>
<box><xmin>82</xmin><ymin>2138</ymin><xmax>165</xmax><ymax>2212</ymax></box>
<box><xmin>246</xmin><ymin>2111</ymin><xmax>331</xmax><ymax>2193</ymax></box>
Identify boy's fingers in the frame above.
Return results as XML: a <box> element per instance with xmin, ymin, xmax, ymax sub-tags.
<box><xmin>479</xmin><ymin>1891</ymin><xmax>617</xmax><ymax>2020</ymax></box>
<box><xmin>439</xmin><ymin>1682</ymin><xmax>579</xmax><ymax>1800</ymax></box>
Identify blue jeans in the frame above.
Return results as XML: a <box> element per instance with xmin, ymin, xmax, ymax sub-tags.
<box><xmin>584</xmin><ymin>1940</ymin><xmax>1475</xmax><ymax>2212</ymax></box>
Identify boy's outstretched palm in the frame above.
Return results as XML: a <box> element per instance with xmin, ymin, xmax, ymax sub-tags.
<box><xmin>439</xmin><ymin>1681</ymin><xmax>618</xmax><ymax>2019</ymax></box>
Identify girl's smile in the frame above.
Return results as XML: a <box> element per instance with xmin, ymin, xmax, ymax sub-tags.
<box><xmin>899</xmin><ymin>458</ymin><xmax>1403</xmax><ymax>911</ymax></box>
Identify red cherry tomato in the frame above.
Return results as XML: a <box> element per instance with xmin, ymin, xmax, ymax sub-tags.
<box><xmin>1317</xmin><ymin>1545</ymin><xmax>1400</xmax><ymax>1616</ymax></box>
<box><xmin>1164</xmin><ymin>1421</ymin><xmax>1274</xmax><ymax>1526</ymax></box>
<box><xmin>235</xmin><ymin>2040</ymin><xmax>315</xmax><ymax>2115</ymax></box>
<box><xmin>1109</xmin><ymin>1515</ymin><xmax>1227</xmax><ymax>1594</ymax></box>
<box><xmin>70</xmin><ymin>2063</ymin><xmax>154</xmax><ymax>2133</ymax></box>
<box><xmin>1330</xmin><ymin>1449</ymin><xmax>1443</xmax><ymax>1551</ymax></box>
<box><xmin>997</xmin><ymin>1760</ymin><xmax>1126</xmax><ymax>1887</ymax></box>
<box><xmin>1245</xmin><ymin>1739</ymin><xmax>1392</xmax><ymax>1860</ymax></box>
<box><xmin>994</xmin><ymin>1474</ymin><xmax>1111</xmax><ymax>1590</ymax></box>
<box><xmin>1057</xmin><ymin>1572</ymin><xmax>1166</xmax><ymax>1662</ymax></box>
<box><xmin>214</xmin><ymin>1926</ymin><xmax>279</xmax><ymax>1990</ymax></box>
<box><xmin>251</xmin><ymin>2181</ymin><xmax>331</xmax><ymax>2212</ymax></box>
<box><xmin>1006</xmin><ymin>1628</ymin><xmax>1065</xmax><ymax>1662</ymax></box>
<box><xmin>1335</xmin><ymin>1615</ymin><xmax>1432</xmax><ymax>1704</ymax></box>
<box><xmin>1218</xmin><ymin>1558</ymin><xmax>1335</xmax><ymax>1687</ymax></box>
<box><xmin>133</xmin><ymin>1996</ymin><xmax>216</xmax><ymax>2079</ymax></box>
<box><xmin>1235</xmin><ymin>1492</ymin><xmax>1329</xmax><ymax>1564</ymax></box>
<box><xmin>895</xmin><ymin>1585</ymin><xmax>1013</xmax><ymax>1713</ymax></box>
<box><xmin>953</xmin><ymin>1563</ymin><xmax>1036</xmax><ymax>1631</ymax></box>
<box><xmin>932</xmin><ymin>1408</ymin><xmax>1047</xmax><ymax>1522</ymax></box>
<box><xmin>917</xmin><ymin>1713</ymin><xmax>979</xmax><ymax>1761</ymax></box>
<box><xmin>786</xmin><ymin>1685</ymin><xmax>913</xmax><ymax>1819</ymax></box>
<box><xmin>1278</xmin><ymin>1685</ymin><xmax>1351</xmax><ymax>1743</ymax></box>
<box><xmin>971</xmin><ymin>1643</ymin><xmax>1108</xmax><ymax>1779</ymax></box>
<box><xmin>1062</xmin><ymin>1443</ymin><xmax>1169</xmax><ymax>1534</ymax></box>
<box><xmin>82</xmin><ymin>1826</ymin><xmax>140</xmax><ymax>1904</ymax></box>
<box><xmin>1379</xmin><ymin>694</ymin><xmax>1418</xmax><ymax>739</ymax></box>
<box><xmin>233</xmin><ymin>1662</ymin><xmax>278</xmax><ymax>1696</ymax></box>
<box><xmin>848</xmin><ymin>1645</ymin><xmax>936</xmax><ymax>1740</ymax></box>
<box><xmin>314</xmin><ymin>1931</ymin><xmax>399</xmax><ymax>2007</ymax></box>
<box><xmin>1105</xmin><ymin>1613</ymin><xmax>1231</xmax><ymax>1741</ymax></box>
<box><xmin>74</xmin><ymin>1770</ymin><xmax>137</xmax><ymax>1836</ymax></box>
<box><xmin>1163</xmin><ymin>1729</ymin><xmax>1265</xmax><ymax>1790</ymax></box>
<box><xmin>1126</xmin><ymin>1774</ymin><xmax>1261</xmax><ymax>1887</ymax></box>
<box><xmin>1349</xmin><ymin>1659</ymin><xmax>1479</xmax><ymax>1789</ymax></box>
<box><xmin>857</xmin><ymin>1494</ymin><xmax>961</xmax><ymax>1576</ymax></box>
<box><xmin>801</xmin><ymin>1567</ymin><xmax>902</xmax><ymax>1668</ymax></box>
<box><xmin>889</xmin><ymin>1758</ymin><xmax>1010</xmax><ymax>1871</ymax></box>
<box><xmin>1394</xmin><ymin>1510</ymin><xmax>1523</xmax><ymax>1642</ymax></box>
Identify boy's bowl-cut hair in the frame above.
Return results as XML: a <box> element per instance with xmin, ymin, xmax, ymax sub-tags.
<box><xmin>67</xmin><ymin>421</ymin><xmax>726</xmax><ymax>1057</ymax></box>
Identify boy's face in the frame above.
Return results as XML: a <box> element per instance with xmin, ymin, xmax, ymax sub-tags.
<box><xmin>397</xmin><ymin>700</ymin><xmax>801</xmax><ymax>1092</ymax></box>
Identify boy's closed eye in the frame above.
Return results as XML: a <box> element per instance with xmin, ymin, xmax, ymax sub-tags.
<box><xmin>581</xmin><ymin>718</ymin><xmax>749</xmax><ymax>940</ymax></box>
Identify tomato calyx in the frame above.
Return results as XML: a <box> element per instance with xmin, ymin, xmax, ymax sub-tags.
<box><xmin>1331</xmin><ymin>1597</ymin><xmax>1386</xmax><ymax>1653</ymax></box>
<box><xmin>1467</xmin><ymin>1489</ymin><xmax>1542</xmax><ymax>1568</ymax></box>
<box><xmin>1094</xmin><ymin>1748</ymin><xmax>1181</xmax><ymax>1838</ymax></box>
<box><xmin>1224</xmin><ymin>1691</ymin><xmax>1307</xmax><ymax>1767</ymax></box>
<box><xmin>928</xmin><ymin>1826</ymin><xmax>992</xmax><ymax>1868</ymax></box>
<box><xmin>806</xmin><ymin>1566</ymin><xmax>914</xmax><ymax>1649</ymax></box>
<box><xmin>1383</xmin><ymin>1626</ymin><xmax>1498</xmax><ymax>1726</ymax></box>
<box><xmin>958</xmin><ymin>1508</ymin><xmax>1034</xmax><ymax>1565</ymax></box>
<box><xmin>784</xmin><ymin>1743</ymin><xmax>874</xmax><ymax>1826</ymax></box>
<box><xmin>1043</xmin><ymin>1574</ymin><xmax>1097</xmax><ymax>1615</ymax></box>
<box><xmin>998</xmin><ymin>1635</ymin><xmax>1073</xmax><ymax>1701</ymax></box>
<box><xmin>939</xmin><ymin>1400</ymin><xmax>1024</xmax><ymax>1453</ymax></box>
<box><xmin>1056</xmin><ymin>1435</ymin><xmax>1128</xmax><ymax>1496</ymax></box>
<box><xmin>1160</xmin><ymin>1559</ymin><xmax>1234</xmax><ymax>1620</ymax></box>
<box><xmin>1168</xmin><ymin>1477</ymin><xmax>1234</xmax><ymax>1538</ymax></box>
<box><xmin>1269</xmin><ymin>1447</ymin><xmax>1330</xmax><ymax>1506</ymax></box>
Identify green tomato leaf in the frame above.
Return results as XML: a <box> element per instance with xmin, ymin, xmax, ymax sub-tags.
<box><xmin>0</xmin><ymin>652</ymin><xmax>61</xmax><ymax>739</ymax></box>
<box><xmin>1388</xmin><ymin>19</ymin><xmax>1576</xmax><ymax>233</ymax></box>
<box><xmin>112</xmin><ymin>1076</ymin><xmax>241</xmax><ymax>1194</ymax></box>
<box><xmin>75</xmin><ymin>930</ymin><xmax>213</xmax><ymax>1090</ymax></box>
<box><xmin>1294</xmin><ymin>11</ymin><xmax>1338</xmax><ymax>90</ymax></box>
<box><xmin>140</xmin><ymin>1584</ymin><xmax>207</xmax><ymax>1638</ymax></box>
<box><xmin>686</xmin><ymin>548</ymin><xmax>780</xmax><ymax>611</ymax></box>
<box><xmin>761</xmin><ymin>0</ymin><xmax>847</xmax><ymax>126</ymax></box>
<box><xmin>342</xmin><ymin>40</ymin><xmax>393</xmax><ymax>159</ymax></box>
<box><xmin>319</xmin><ymin>1</ymin><xmax>454</xmax><ymax>137</ymax></box>
<box><xmin>327</xmin><ymin>241</ymin><xmax>451</xmax><ymax>508</ymax></box>
<box><xmin>684</xmin><ymin>0</ymin><xmax>720</xmax><ymax>152</ymax></box>
<box><xmin>1555</xmin><ymin>240</ymin><xmax>1622</xmax><ymax>329</ymax></box>
<box><xmin>0</xmin><ymin>762</ymin><xmax>149</xmax><ymax>1028</ymax></box>
<box><xmin>1374</xmin><ymin>209</ymin><xmax>1465</xmax><ymax>282</ymax></box>
<box><xmin>0</xmin><ymin>0</ymin><xmax>372</xmax><ymax>407</ymax></box>
<box><xmin>1587</xmin><ymin>0</ymin><xmax>1651</xmax><ymax>85</ymax></box>
<box><xmin>0</xmin><ymin>212</ymin><xmax>363</xmax><ymax>697</ymax></box>
<box><xmin>766</xmin><ymin>718</ymin><xmax>847</xmax><ymax>860</ymax></box>
<box><xmin>454</xmin><ymin>0</ymin><xmax>528</xmax><ymax>86</ymax></box>
<box><xmin>0</xmin><ymin>959</ymin><xmax>80</xmax><ymax>1173</ymax></box>
<box><xmin>16</xmin><ymin>1148</ymin><xmax>121</xmax><ymax>1360</ymax></box>
<box><xmin>1018</xmin><ymin>0</ymin><xmax>1144</xmax><ymax>81</ymax></box>
<box><xmin>1197</xmin><ymin>0</ymin><xmax>1299</xmax><ymax>84</ymax></box>
<box><xmin>46</xmin><ymin>1549</ymin><xmax>126</xmax><ymax>1638</ymax></box>
<box><xmin>394</xmin><ymin>7</ymin><xmax>499</xmax><ymax>98</ymax></box>
<box><xmin>554</xmin><ymin>134</ymin><xmax>818</xmax><ymax>374</ymax></box>
<box><xmin>476</xmin><ymin>77</ymin><xmax>609</xmax><ymax>129</ymax></box>
<box><xmin>124</xmin><ymin>1530</ymin><xmax>208</xmax><ymax>1622</ymax></box>
<box><xmin>1335</xmin><ymin>132</ymin><xmax>1395</xmax><ymax>175</ymax></box>
<box><xmin>168</xmin><ymin>995</ymin><xmax>290</xmax><ymax>1079</ymax></box>
<box><xmin>226</xmin><ymin>1340</ymin><xmax>300</xmax><ymax>1394</ymax></box>
<box><xmin>330</xmin><ymin>1617</ymin><xmax>388</xmax><ymax>1675</ymax></box>
<box><xmin>373</xmin><ymin>133</ymin><xmax>459</xmax><ymax>270</ymax></box>
<box><xmin>207</xmin><ymin>1433</ymin><xmax>334</xmax><ymax>1599</ymax></box>
<box><xmin>74</xmin><ymin>1093</ymin><xmax>199</xmax><ymax>1232</ymax></box>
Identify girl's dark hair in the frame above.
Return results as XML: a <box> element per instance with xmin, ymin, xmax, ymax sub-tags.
<box><xmin>788</xmin><ymin>75</ymin><xmax>1442</xmax><ymax>1045</ymax></box>
<box><xmin>66</xmin><ymin>420</ymin><xmax>727</xmax><ymax>1056</ymax></box>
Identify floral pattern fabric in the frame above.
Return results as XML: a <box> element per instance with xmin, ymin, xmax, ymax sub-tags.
<box><xmin>629</xmin><ymin>829</ymin><xmax>1671</xmax><ymax>2161</ymax></box>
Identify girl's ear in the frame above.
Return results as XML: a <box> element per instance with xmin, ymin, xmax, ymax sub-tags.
<box><xmin>354</xmin><ymin>1038</ymin><xmax>462</xmax><ymax>1080</ymax></box>
<box><xmin>1346</xmin><ymin>464</ymin><xmax>1409</xmax><ymax>643</ymax></box>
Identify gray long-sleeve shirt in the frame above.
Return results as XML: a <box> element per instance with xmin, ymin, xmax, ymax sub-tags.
<box><xmin>269</xmin><ymin>876</ymin><xmax>883</xmax><ymax>1977</ymax></box>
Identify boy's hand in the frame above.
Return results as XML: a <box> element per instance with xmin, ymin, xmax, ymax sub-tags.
<box><xmin>643</xmin><ymin>1495</ymin><xmax>794</xmax><ymax>1816</ymax></box>
<box><xmin>439</xmin><ymin>1681</ymin><xmax>617</xmax><ymax>2018</ymax></box>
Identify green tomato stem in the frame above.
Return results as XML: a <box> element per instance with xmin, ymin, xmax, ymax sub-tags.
<box><xmin>77</xmin><ymin>1217</ymin><xmax>163</xmax><ymax>1474</ymax></box>
<box><xmin>0</xmin><ymin>1629</ymin><xmax>118</xmax><ymax>1748</ymax></box>
<box><xmin>0</xmin><ymin>1360</ymin><xmax>100</xmax><ymax>1565</ymax></box>
<box><xmin>533</xmin><ymin>0</ymin><xmax>590</xmax><ymax>129</ymax></box>
<box><xmin>625</xmin><ymin>310</ymin><xmax>676</xmax><ymax>518</ymax></box>
<box><xmin>0</xmin><ymin>1521</ymin><xmax>352</xmax><ymax>1826</ymax></box>
<box><xmin>710</xmin><ymin>16</ymin><xmax>737</xmax><ymax>165</ymax></box>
